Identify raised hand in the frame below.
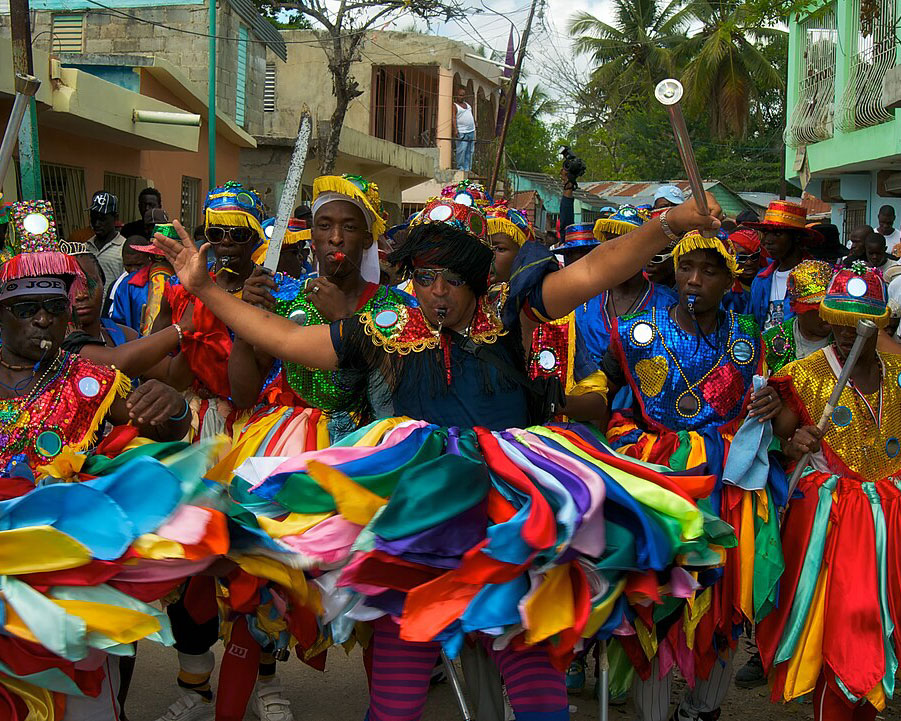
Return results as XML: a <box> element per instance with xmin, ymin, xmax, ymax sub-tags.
<box><xmin>242</xmin><ymin>266</ymin><xmax>278</xmax><ymax>310</ymax></box>
<box><xmin>153</xmin><ymin>219</ymin><xmax>212</xmax><ymax>296</ymax></box>
<box><xmin>663</xmin><ymin>192</ymin><xmax>723</xmax><ymax>236</ymax></box>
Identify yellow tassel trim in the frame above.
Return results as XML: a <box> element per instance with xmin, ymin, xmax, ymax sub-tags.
<box><xmin>672</xmin><ymin>232</ymin><xmax>739</xmax><ymax>276</ymax></box>
<box><xmin>205</xmin><ymin>209</ymin><xmax>264</xmax><ymax>240</ymax></box>
<box><xmin>818</xmin><ymin>301</ymin><xmax>890</xmax><ymax>329</ymax></box>
<box><xmin>594</xmin><ymin>218</ymin><xmax>639</xmax><ymax>238</ymax></box>
<box><xmin>75</xmin><ymin>369</ymin><xmax>131</xmax><ymax>452</ymax></box>
<box><xmin>313</xmin><ymin>176</ymin><xmax>386</xmax><ymax>242</ymax></box>
<box><xmin>592</xmin><ymin>219</ymin><xmax>608</xmax><ymax>241</ymax></box>
<box><xmin>487</xmin><ymin>217</ymin><xmax>528</xmax><ymax>247</ymax></box>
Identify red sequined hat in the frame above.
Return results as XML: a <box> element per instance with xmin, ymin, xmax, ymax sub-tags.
<box><xmin>408</xmin><ymin>197</ymin><xmax>490</xmax><ymax>248</ymax></box>
<box><xmin>820</xmin><ymin>261</ymin><xmax>890</xmax><ymax>328</ymax></box>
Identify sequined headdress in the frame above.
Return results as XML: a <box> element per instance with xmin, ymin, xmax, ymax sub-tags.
<box><xmin>485</xmin><ymin>201</ymin><xmax>533</xmax><ymax>247</ymax></box>
<box><xmin>550</xmin><ymin>224</ymin><xmax>599</xmax><ymax>253</ymax></box>
<box><xmin>743</xmin><ymin>200</ymin><xmax>824</xmax><ymax>245</ymax></box>
<box><xmin>787</xmin><ymin>259</ymin><xmax>833</xmax><ymax>313</ymax></box>
<box><xmin>408</xmin><ymin>197</ymin><xmax>490</xmax><ymax>248</ymax></box>
<box><xmin>819</xmin><ymin>261</ymin><xmax>889</xmax><ymax>328</ymax></box>
<box><xmin>1</xmin><ymin>200</ymin><xmax>85</xmax><ymax>302</ymax></box>
<box><xmin>204</xmin><ymin>181</ymin><xmax>265</xmax><ymax>239</ymax></box>
<box><xmin>441</xmin><ymin>180</ymin><xmax>493</xmax><ymax>209</ymax></box>
<box><xmin>313</xmin><ymin>174</ymin><xmax>386</xmax><ymax>242</ymax></box>
<box><xmin>593</xmin><ymin>205</ymin><xmax>649</xmax><ymax>240</ymax></box>
<box><xmin>672</xmin><ymin>230</ymin><xmax>739</xmax><ymax>276</ymax></box>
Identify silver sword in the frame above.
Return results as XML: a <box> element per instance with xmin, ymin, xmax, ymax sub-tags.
<box><xmin>263</xmin><ymin>106</ymin><xmax>313</xmax><ymax>273</ymax></box>
<box><xmin>0</xmin><ymin>74</ymin><xmax>41</xmax><ymax>191</ymax></box>
<box><xmin>654</xmin><ymin>79</ymin><xmax>709</xmax><ymax>219</ymax></box>
<box><xmin>441</xmin><ymin>650</ymin><xmax>473</xmax><ymax>721</ymax></box>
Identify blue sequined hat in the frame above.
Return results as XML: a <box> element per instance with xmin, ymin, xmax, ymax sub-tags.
<box><xmin>550</xmin><ymin>223</ymin><xmax>599</xmax><ymax>253</ymax></box>
<box><xmin>204</xmin><ymin>181</ymin><xmax>265</xmax><ymax>237</ymax></box>
<box><xmin>593</xmin><ymin>205</ymin><xmax>649</xmax><ymax>239</ymax></box>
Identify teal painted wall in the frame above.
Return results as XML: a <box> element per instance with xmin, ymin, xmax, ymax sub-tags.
<box><xmin>65</xmin><ymin>64</ymin><xmax>140</xmax><ymax>92</ymax></box>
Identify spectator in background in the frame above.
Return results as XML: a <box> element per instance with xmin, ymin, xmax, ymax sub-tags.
<box><xmin>121</xmin><ymin>187</ymin><xmax>162</xmax><ymax>239</ymax></box>
<box><xmin>808</xmin><ymin>222</ymin><xmax>845</xmax><ymax>263</ymax></box>
<box><xmin>842</xmin><ymin>224</ymin><xmax>873</xmax><ymax>267</ymax></box>
<box><xmin>876</xmin><ymin>203</ymin><xmax>901</xmax><ymax>254</ymax></box>
<box><xmin>293</xmin><ymin>204</ymin><xmax>312</xmax><ymax>228</ymax></box>
<box><xmin>736</xmin><ymin>208</ymin><xmax>760</xmax><ymax>226</ymax></box>
<box><xmin>452</xmin><ymin>86</ymin><xmax>476</xmax><ymax>173</ymax></box>
<box><xmin>652</xmin><ymin>184</ymin><xmax>685</xmax><ymax>210</ymax></box>
<box><xmin>864</xmin><ymin>230</ymin><xmax>898</xmax><ymax>274</ymax></box>
<box><xmin>720</xmin><ymin>219</ymin><xmax>738</xmax><ymax>233</ymax></box>
<box><xmin>87</xmin><ymin>190</ymin><xmax>126</xmax><ymax>296</ymax></box>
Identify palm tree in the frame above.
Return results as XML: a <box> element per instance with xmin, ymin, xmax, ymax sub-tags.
<box><xmin>518</xmin><ymin>85</ymin><xmax>557</xmax><ymax>120</ymax></box>
<box><xmin>680</xmin><ymin>0</ymin><xmax>787</xmax><ymax>137</ymax></box>
<box><xmin>568</xmin><ymin>0</ymin><xmax>689</xmax><ymax>103</ymax></box>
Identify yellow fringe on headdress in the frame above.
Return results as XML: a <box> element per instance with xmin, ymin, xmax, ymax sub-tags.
<box><xmin>592</xmin><ymin>219</ymin><xmax>608</xmax><ymax>242</ymax></box>
<box><xmin>593</xmin><ymin>217</ymin><xmax>639</xmax><ymax>238</ymax></box>
<box><xmin>205</xmin><ymin>208</ymin><xmax>264</xmax><ymax>240</ymax></box>
<box><xmin>818</xmin><ymin>301</ymin><xmax>890</xmax><ymax>329</ymax></box>
<box><xmin>672</xmin><ymin>231</ymin><xmax>739</xmax><ymax>276</ymax></box>
<box><xmin>251</xmin><ymin>228</ymin><xmax>310</xmax><ymax>265</ymax></box>
<box><xmin>487</xmin><ymin>217</ymin><xmax>528</xmax><ymax>247</ymax></box>
<box><xmin>313</xmin><ymin>176</ymin><xmax>386</xmax><ymax>241</ymax></box>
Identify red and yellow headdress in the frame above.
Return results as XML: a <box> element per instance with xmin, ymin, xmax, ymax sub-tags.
<box><xmin>787</xmin><ymin>259</ymin><xmax>833</xmax><ymax>313</ymax></box>
<box><xmin>819</xmin><ymin>262</ymin><xmax>890</xmax><ymax>328</ymax></box>
<box><xmin>408</xmin><ymin>197</ymin><xmax>490</xmax><ymax>248</ymax></box>
<box><xmin>485</xmin><ymin>201</ymin><xmax>533</xmax><ymax>247</ymax></box>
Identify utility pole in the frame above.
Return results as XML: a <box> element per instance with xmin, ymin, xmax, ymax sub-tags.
<box><xmin>10</xmin><ymin>0</ymin><xmax>42</xmax><ymax>200</ymax></box>
<box><xmin>208</xmin><ymin>0</ymin><xmax>217</xmax><ymax>189</ymax></box>
<box><xmin>487</xmin><ymin>0</ymin><xmax>538</xmax><ymax>197</ymax></box>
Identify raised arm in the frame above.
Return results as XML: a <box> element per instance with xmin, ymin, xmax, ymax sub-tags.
<box><xmin>541</xmin><ymin>193</ymin><xmax>722</xmax><ymax>320</ymax></box>
<box><xmin>154</xmin><ymin>222</ymin><xmax>338</xmax><ymax>371</ymax></box>
<box><xmin>78</xmin><ymin>323</ymin><xmax>183</xmax><ymax>379</ymax></box>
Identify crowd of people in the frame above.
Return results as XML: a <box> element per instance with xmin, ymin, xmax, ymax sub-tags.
<box><xmin>0</xmin><ymin>165</ymin><xmax>899</xmax><ymax>721</ymax></box>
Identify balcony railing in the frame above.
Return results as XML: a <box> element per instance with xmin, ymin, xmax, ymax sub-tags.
<box><xmin>836</xmin><ymin>0</ymin><xmax>897</xmax><ymax>132</ymax></box>
<box><xmin>786</xmin><ymin>5</ymin><xmax>837</xmax><ymax>146</ymax></box>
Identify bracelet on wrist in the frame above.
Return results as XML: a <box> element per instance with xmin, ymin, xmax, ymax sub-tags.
<box><xmin>169</xmin><ymin>398</ymin><xmax>190</xmax><ymax>422</ymax></box>
<box><xmin>658</xmin><ymin>209</ymin><xmax>681</xmax><ymax>243</ymax></box>
<box><xmin>173</xmin><ymin>322</ymin><xmax>184</xmax><ymax>348</ymax></box>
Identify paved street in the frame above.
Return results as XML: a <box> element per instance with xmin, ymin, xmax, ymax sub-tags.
<box><xmin>124</xmin><ymin>641</ymin><xmax>900</xmax><ymax>721</ymax></box>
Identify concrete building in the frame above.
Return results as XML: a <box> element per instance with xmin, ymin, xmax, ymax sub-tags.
<box><xmin>240</xmin><ymin>29</ymin><xmax>502</xmax><ymax>221</ymax></box>
<box><xmin>0</xmin><ymin>0</ymin><xmax>284</xmax><ymax>234</ymax></box>
<box><xmin>783</xmin><ymin>0</ymin><xmax>901</xmax><ymax>239</ymax></box>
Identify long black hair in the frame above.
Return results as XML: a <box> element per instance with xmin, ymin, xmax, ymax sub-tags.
<box><xmin>388</xmin><ymin>222</ymin><xmax>493</xmax><ymax>297</ymax></box>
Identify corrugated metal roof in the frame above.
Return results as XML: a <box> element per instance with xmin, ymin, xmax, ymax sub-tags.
<box><xmin>225</xmin><ymin>0</ymin><xmax>287</xmax><ymax>60</ymax></box>
<box><xmin>511</xmin><ymin>171</ymin><xmax>606</xmax><ymax>209</ymax></box>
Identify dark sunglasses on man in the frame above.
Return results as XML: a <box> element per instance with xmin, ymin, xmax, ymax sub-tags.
<box><xmin>736</xmin><ymin>251</ymin><xmax>760</xmax><ymax>264</ymax></box>
<box><xmin>2</xmin><ymin>298</ymin><xmax>70</xmax><ymax>319</ymax></box>
<box><xmin>411</xmin><ymin>268</ymin><xmax>467</xmax><ymax>288</ymax></box>
<box><xmin>205</xmin><ymin>225</ymin><xmax>256</xmax><ymax>245</ymax></box>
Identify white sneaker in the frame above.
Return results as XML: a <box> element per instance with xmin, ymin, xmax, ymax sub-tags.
<box><xmin>155</xmin><ymin>691</ymin><xmax>214</xmax><ymax>721</ymax></box>
<box><xmin>253</xmin><ymin>681</ymin><xmax>295</xmax><ymax>721</ymax></box>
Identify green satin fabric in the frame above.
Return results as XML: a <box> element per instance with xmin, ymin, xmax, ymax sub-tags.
<box><xmin>754</xmin><ymin>486</ymin><xmax>785</xmax><ymax>622</ymax></box>
<box><xmin>864</xmin><ymin>482</ymin><xmax>897</xmax><ymax>700</ymax></box>
<box><xmin>1</xmin><ymin>576</ymin><xmax>85</xmax><ymax>662</ymax></box>
<box><xmin>775</xmin><ymin>473</ymin><xmax>837</xmax><ymax>665</ymax></box>
<box><xmin>274</xmin><ymin>429</ymin><xmax>446</xmax><ymax>513</ymax></box>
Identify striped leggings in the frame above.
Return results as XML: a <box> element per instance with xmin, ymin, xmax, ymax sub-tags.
<box><xmin>366</xmin><ymin>617</ymin><xmax>569</xmax><ymax>721</ymax></box>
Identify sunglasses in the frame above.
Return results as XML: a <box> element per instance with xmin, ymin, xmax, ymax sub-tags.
<box><xmin>205</xmin><ymin>226</ymin><xmax>256</xmax><ymax>245</ymax></box>
<box><xmin>736</xmin><ymin>252</ymin><xmax>761</xmax><ymax>263</ymax></box>
<box><xmin>2</xmin><ymin>298</ymin><xmax>70</xmax><ymax>319</ymax></box>
<box><xmin>412</xmin><ymin>268</ymin><xmax>467</xmax><ymax>287</ymax></box>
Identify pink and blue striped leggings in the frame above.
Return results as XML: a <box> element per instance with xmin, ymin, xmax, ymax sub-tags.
<box><xmin>365</xmin><ymin>617</ymin><xmax>569</xmax><ymax>721</ymax></box>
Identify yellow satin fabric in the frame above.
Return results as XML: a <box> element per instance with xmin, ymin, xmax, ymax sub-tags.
<box><xmin>0</xmin><ymin>677</ymin><xmax>54</xmax><ymax>721</ymax></box>
<box><xmin>132</xmin><ymin>534</ymin><xmax>187</xmax><ymax>560</ymax></box>
<box><xmin>231</xmin><ymin>554</ymin><xmax>321</xmax><ymax>612</ymax></box>
<box><xmin>0</xmin><ymin>526</ymin><xmax>91</xmax><ymax>574</ymax></box>
<box><xmin>782</xmin><ymin>567</ymin><xmax>827</xmax><ymax>701</ymax></box>
<box><xmin>53</xmin><ymin>600</ymin><xmax>161</xmax><ymax>643</ymax></box>
<box><xmin>583</xmin><ymin>577</ymin><xmax>627</xmax><ymax>638</ymax></box>
<box><xmin>258</xmin><ymin>512</ymin><xmax>333</xmax><ymax>539</ymax></box>
<box><xmin>523</xmin><ymin>565</ymin><xmax>574</xmax><ymax>644</ymax></box>
<box><xmin>206</xmin><ymin>409</ymin><xmax>285</xmax><ymax>483</ymax></box>
<box><xmin>306</xmin><ymin>460</ymin><xmax>387</xmax><ymax>526</ymax></box>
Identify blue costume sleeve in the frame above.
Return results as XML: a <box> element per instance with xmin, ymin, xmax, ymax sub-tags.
<box><xmin>504</xmin><ymin>241</ymin><xmax>559</xmax><ymax>327</ymax></box>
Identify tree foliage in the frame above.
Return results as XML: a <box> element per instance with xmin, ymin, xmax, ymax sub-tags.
<box><xmin>505</xmin><ymin>86</ymin><xmax>559</xmax><ymax>173</ymax></box>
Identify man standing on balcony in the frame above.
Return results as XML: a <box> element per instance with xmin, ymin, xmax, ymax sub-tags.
<box><xmin>453</xmin><ymin>86</ymin><xmax>476</xmax><ymax>173</ymax></box>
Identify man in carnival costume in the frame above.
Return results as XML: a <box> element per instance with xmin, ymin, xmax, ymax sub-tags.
<box><xmin>759</xmin><ymin>263</ymin><xmax>901</xmax><ymax>721</ymax></box>
<box><xmin>720</xmin><ymin>228</ymin><xmax>762</xmax><ymax>315</ymax></box>
<box><xmin>154</xmin><ymin>183</ymin><xmax>727</xmax><ymax>721</ymax></box>
<box><xmin>761</xmin><ymin>259</ymin><xmax>834</xmax><ymax>374</ymax></box>
<box><xmin>152</xmin><ymin>181</ymin><xmax>267</xmax><ymax>440</ymax></box>
<box><xmin>0</xmin><ymin>201</ymin><xmax>194</xmax><ymax>721</ymax></box>
<box><xmin>745</xmin><ymin>201</ymin><xmax>824</xmax><ymax>331</ymax></box>
<box><xmin>602</xmin><ymin>230</ymin><xmax>785</xmax><ymax>721</ymax></box>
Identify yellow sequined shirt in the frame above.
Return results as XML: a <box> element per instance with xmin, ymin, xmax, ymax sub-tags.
<box><xmin>774</xmin><ymin>347</ymin><xmax>901</xmax><ymax>482</ymax></box>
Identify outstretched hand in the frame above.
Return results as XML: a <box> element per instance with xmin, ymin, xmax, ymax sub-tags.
<box><xmin>153</xmin><ymin>220</ymin><xmax>212</xmax><ymax>296</ymax></box>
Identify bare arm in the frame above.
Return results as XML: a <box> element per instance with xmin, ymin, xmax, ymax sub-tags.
<box><xmin>153</xmin><ymin>221</ymin><xmax>339</xmax><ymax>371</ymax></box>
<box><xmin>78</xmin><ymin>324</ymin><xmax>183</xmax><ymax>379</ymax></box>
<box><xmin>229</xmin><ymin>338</ymin><xmax>273</xmax><ymax>409</ymax></box>
<box><xmin>541</xmin><ymin>194</ymin><xmax>722</xmax><ymax>320</ymax></box>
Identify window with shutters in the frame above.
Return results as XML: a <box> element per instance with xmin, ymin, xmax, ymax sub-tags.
<box><xmin>236</xmin><ymin>26</ymin><xmax>248</xmax><ymax>127</ymax></box>
<box><xmin>264</xmin><ymin>63</ymin><xmax>276</xmax><ymax>112</ymax></box>
<box><xmin>181</xmin><ymin>176</ymin><xmax>201</xmax><ymax>231</ymax></box>
<box><xmin>40</xmin><ymin>163</ymin><xmax>87</xmax><ymax>240</ymax></box>
<box><xmin>51</xmin><ymin>13</ymin><xmax>84</xmax><ymax>53</ymax></box>
<box><xmin>103</xmin><ymin>172</ymin><xmax>140</xmax><ymax>224</ymax></box>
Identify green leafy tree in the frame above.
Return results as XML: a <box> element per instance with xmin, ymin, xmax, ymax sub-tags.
<box><xmin>251</xmin><ymin>1</ymin><xmax>312</xmax><ymax>28</ymax></box>
<box><xmin>505</xmin><ymin>86</ymin><xmax>559</xmax><ymax>173</ymax></box>
<box><xmin>680</xmin><ymin>0</ymin><xmax>786</xmax><ymax>137</ymax></box>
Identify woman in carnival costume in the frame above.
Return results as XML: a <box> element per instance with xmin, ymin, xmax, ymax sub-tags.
<box><xmin>153</xmin><ymin>189</ymin><xmax>729</xmax><ymax>721</ymax></box>
<box><xmin>602</xmin><ymin>231</ymin><xmax>785</xmax><ymax>721</ymax></box>
<box><xmin>759</xmin><ymin>263</ymin><xmax>901</xmax><ymax>721</ymax></box>
<box><xmin>0</xmin><ymin>201</ymin><xmax>208</xmax><ymax>721</ymax></box>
